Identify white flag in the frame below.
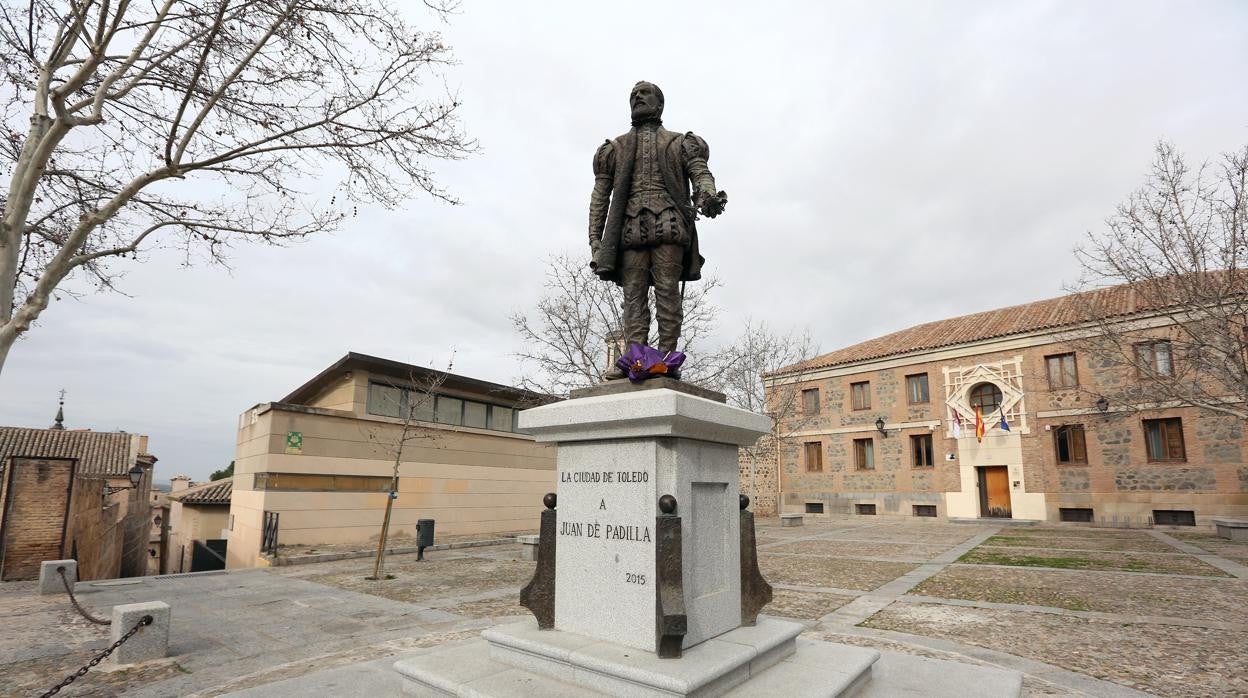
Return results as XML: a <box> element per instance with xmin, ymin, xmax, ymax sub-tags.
<box><xmin>951</xmin><ymin>410</ymin><xmax>963</xmax><ymax>439</ymax></box>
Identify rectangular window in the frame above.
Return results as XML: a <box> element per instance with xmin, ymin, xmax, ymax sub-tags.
<box><xmin>434</xmin><ymin>396</ymin><xmax>463</xmax><ymax>426</ymax></box>
<box><xmin>489</xmin><ymin>406</ymin><xmax>515</xmax><ymax>432</ymax></box>
<box><xmin>906</xmin><ymin>374</ymin><xmax>930</xmax><ymax>404</ymax></box>
<box><xmin>1135</xmin><ymin>340</ymin><xmax>1174</xmax><ymax>376</ymax></box>
<box><xmin>802</xmin><ymin>388</ymin><xmax>820</xmax><ymax>415</ymax></box>
<box><xmin>804</xmin><ymin>442</ymin><xmax>823</xmax><ymax>472</ymax></box>
<box><xmin>366</xmin><ymin>383</ymin><xmax>403</xmax><ymax>418</ymax></box>
<box><xmin>1144</xmin><ymin>418</ymin><xmax>1186</xmax><ymax>462</ymax></box>
<box><xmin>1053</xmin><ymin>425</ymin><xmax>1088</xmax><ymax>464</ymax></box>
<box><xmin>853</xmin><ymin>438</ymin><xmax>875</xmax><ymax>470</ymax></box>
<box><xmin>1060</xmin><ymin>507</ymin><xmax>1094</xmax><ymax>523</ymax></box>
<box><xmin>913</xmin><ymin>505</ymin><xmax>937</xmax><ymax>517</ymax></box>
<box><xmin>462</xmin><ymin>400</ymin><xmax>488</xmax><ymax>429</ymax></box>
<box><xmin>911</xmin><ymin>434</ymin><xmax>934</xmax><ymax>467</ymax></box>
<box><xmin>1045</xmin><ymin>353</ymin><xmax>1078</xmax><ymax>389</ymax></box>
<box><xmin>1153</xmin><ymin>509</ymin><xmax>1196</xmax><ymax>526</ymax></box>
<box><xmin>856</xmin><ymin>503</ymin><xmax>877</xmax><ymax>515</ymax></box>
<box><xmin>805</xmin><ymin>502</ymin><xmax>824</xmax><ymax>514</ymax></box>
<box><xmin>851</xmin><ymin>381</ymin><xmax>871</xmax><ymax>410</ymax></box>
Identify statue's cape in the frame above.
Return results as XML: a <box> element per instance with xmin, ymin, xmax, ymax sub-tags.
<box><xmin>592</xmin><ymin>127</ymin><xmax>704</xmax><ymax>285</ymax></box>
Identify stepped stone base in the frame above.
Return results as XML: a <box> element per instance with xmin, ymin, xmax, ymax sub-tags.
<box><xmin>393</xmin><ymin>617</ymin><xmax>1022</xmax><ymax>697</ymax></box>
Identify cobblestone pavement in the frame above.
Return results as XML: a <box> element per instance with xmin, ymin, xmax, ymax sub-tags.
<box><xmin>1169</xmin><ymin>531</ymin><xmax>1248</xmax><ymax>563</ymax></box>
<box><xmin>2</xmin><ymin>518</ymin><xmax>1243</xmax><ymax>696</ymax></box>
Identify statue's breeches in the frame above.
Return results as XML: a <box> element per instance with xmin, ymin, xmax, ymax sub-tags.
<box><xmin>621</xmin><ymin>244</ymin><xmax>684</xmax><ymax>353</ymax></box>
<box><xmin>621</xmin><ymin>206</ymin><xmax>689</xmax><ymax>248</ymax></box>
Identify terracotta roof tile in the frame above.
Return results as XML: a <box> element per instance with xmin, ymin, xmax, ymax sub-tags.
<box><xmin>772</xmin><ymin>278</ymin><xmax>1217</xmax><ymax>376</ymax></box>
<box><xmin>0</xmin><ymin>426</ymin><xmax>146</xmax><ymax>476</ymax></box>
<box><xmin>171</xmin><ymin>477</ymin><xmax>232</xmax><ymax>505</ymax></box>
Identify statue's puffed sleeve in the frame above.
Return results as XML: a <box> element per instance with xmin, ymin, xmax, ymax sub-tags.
<box><xmin>588</xmin><ymin>139</ymin><xmax>615</xmax><ymax>252</ymax></box>
<box><xmin>682</xmin><ymin>132</ymin><xmax>717</xmax><ymax>205</ymax></box>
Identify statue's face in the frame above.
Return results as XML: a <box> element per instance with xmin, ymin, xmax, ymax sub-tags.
<box><xmin>630</xmin><ymin>83</ymin><xmax>662</xmax><ymax>121</ymax></box>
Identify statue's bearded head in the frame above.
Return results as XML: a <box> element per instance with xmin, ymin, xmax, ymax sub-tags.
<box><xmin>630</xmin><ymin>81</ymin><xmax>664</xmax><ymax>123</ymax></box>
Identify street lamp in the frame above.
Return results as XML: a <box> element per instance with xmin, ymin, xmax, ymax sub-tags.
<box><xmin>1095</xmin><ymin>396</ymin><xmax>1110</xmax><ymax>413</ymax></box>
<box><xmin>875</xmin><ymin>417</ymin><xmax>888</xmax><ymax>437</ymax></box>
<box><xmin>104</xmin><ymin>464</ymin><xmax>146</xmax><ymax>496</ymax></box>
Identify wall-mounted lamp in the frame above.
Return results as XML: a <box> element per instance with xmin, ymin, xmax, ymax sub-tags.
<box><xmin>875</xmin><ymin>417</ymin><xmax>888</xmax><ymax>437</ymax></box>
<box><xmin>1095</xmin><ymin>396</ymin><xmax>1110</xmax><ymax>413</ymax></box>
<box><xmin>104</xmin><ymin>464</ymin><xmax>145</xmax><ymax>496</ymax></box>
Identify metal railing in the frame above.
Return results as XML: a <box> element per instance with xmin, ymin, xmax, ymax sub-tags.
<box><xmin>261</xmin><ymin>511</ymin><xmax>280</xmax><ymax>556</ymax></box>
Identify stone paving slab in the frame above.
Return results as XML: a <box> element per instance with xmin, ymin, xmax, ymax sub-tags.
<box><xmin>759</xmin><ymin>553</ymin><xmax>918</xmax><ymax>591</ymax></box>
<box><xmin>979</xmin><ymin>532</ymin><xmax>1177</xmax><ymax>553</ymax></box>
<box><xmin>958</xmin><ymin>546</ymin><xmax>1230</xmax><ymax>576</ymax></box>
<box><xmin>1168</xmin><ymin>531</ymin><xmax>1248</xmax><ymax>563</ymax></box>
<box><xmin>862</xmin><ymin>601</ymin><xmax>1248</xmax><ymax>697</ymax></box>
<box><xmin>910</xmin><ymin>564</ymin><xmax>1248</xmax><ymax>619</ymax></box>
<box><xmin>764</xmin><ymin>538</ymin><xmax>947</xmax><ymax>561</ymax></box>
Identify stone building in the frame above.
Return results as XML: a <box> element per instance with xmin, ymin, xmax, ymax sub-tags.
<box><xmin>226</xmin><ymin>352</ymin><xmax>558</xmax><ymax>568</ymax></box>
<box><xmin>0</xmin><ymin>414</ymin><xmax>156</xmax><ymax>581</ymax></box>
<box><xmin>765</xmin><ymin>286</ymin><xmax>1247</xmax><ymax>527</ymax></box>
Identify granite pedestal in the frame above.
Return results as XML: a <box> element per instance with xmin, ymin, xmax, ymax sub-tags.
<box><xmin>394</xmin><ymin>385</ymin><xmax>1023</xmax><ymax>697</ymax></box>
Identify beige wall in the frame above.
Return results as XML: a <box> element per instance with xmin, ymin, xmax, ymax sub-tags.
<box><xmin>227</xmin><ymin>396</ymin><xmax>555</xmax><ymax>568</ymax></box>
<box><xmin>168</xmin><ymin>503</ymin><xmax>229</xmax><ymax>573</ymax></box>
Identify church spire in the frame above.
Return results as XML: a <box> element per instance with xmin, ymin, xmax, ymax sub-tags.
<box><xmin>51</xmin><ymin>389</ymin><xmax>66</xmax><ymax>430</ymax></box>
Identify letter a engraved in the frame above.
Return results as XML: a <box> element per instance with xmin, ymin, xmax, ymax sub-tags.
<box><xmin>599</xmin><ymin>499</ymin><xmax>606</xmax><ymax>510</ymax></box>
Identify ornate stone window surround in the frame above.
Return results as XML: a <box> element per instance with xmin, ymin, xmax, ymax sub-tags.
<box><xmin>942</xmin><ymin>356</ymin><xmax>1029</xmax><ymax>435</ymax></box>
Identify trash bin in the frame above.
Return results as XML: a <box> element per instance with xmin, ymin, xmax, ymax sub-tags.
<box><xmin>417</xmin><ymin>519</ymin><xmax>435</xmax><ymax>560</ymax></box>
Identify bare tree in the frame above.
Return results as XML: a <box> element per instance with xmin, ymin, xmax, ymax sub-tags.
<box><xmin>714</xmin><ymin>319</ymin><xmax>818</xmax><ymax>511</ymax></box>
<box><xmin>511</xmin><ymin>251</ymin><xmax>723</xmax><ymax>396</ymax></box>
<box><xmin>364</xmin><ymin>358</ymin><xmax>450</xmax><ymax>580</ymax></box>
<box><xmin>0</xmin><ymin>0</ymin><xmax>473</xmax><ymax>374</ymax></box>
<box><xmin>1072</xmin><ymin>141</ymin><xmax>1248</xmax><ymax>419</ymax></box>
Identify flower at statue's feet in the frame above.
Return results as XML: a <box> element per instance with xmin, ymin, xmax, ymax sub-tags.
<box><xmin>616</xmin><ymin>343</ymin><xmax>686</xmax><ymax>383</ymax></box>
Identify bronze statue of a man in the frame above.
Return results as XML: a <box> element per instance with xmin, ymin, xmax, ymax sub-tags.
<box><xmin>589</xmin><ymin>81</ymin><xmax>726</xmax><ymax>362</ymax></box>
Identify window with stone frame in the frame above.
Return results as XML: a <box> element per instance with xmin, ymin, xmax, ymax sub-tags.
<box><xmin>1045</xmin><ymin>353</ymin><xmax>1078</xmax><ymax>389</ymax></box>
<box><xmin>1134</xmin><ymin>340</ymin><xmax>1174</xmax><ymax>377</ymax></box>
<box><xmin>1053</xmin><ymin>424</ymin><xmax>1087</xmax><ymax>464</ymax></box>
<box><xmin>1144</xmin><ymin>417</ymin><xmax>1186</xmax><ymax>462</ymax></box>
<box><xmin>802</xmin><ymin>388</ymin><xmax>820</xmax><ymax>415</ymax></box>
<box><xmin>851</xmin><ymin>381</ymin><xmax>871</xmax><ymax>410</ymax></box>
<box><xmin>804</xmin><ymin>442</ymin><xmax>823</xmax><ymax>472</ymax></box>
<box><xmin>968</xmin><ymin>382</ymin><xmax>1003</xmax><ymax>416</ymax></box>
<box><xmin>906</xmin><ymin>373</ymin><xmax>929</xmax><ymax>404</ymax></box>
<box><xmin>853</xmin><ymin>438</ymin><xmax>875</xmax><ymax>470</ymax></box>
<box><xmin>910</xmin><ymin>433</ymin><xmax>934</xmax><ymax>467</ymax></box>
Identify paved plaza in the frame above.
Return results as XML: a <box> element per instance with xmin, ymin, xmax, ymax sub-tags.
<box><xmin>1</xmin><ymin>516</ymin><xmax>1244</xmax><ymax>697</ymax></box>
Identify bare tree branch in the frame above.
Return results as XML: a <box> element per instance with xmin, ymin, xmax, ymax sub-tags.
<box><xmin>0</xmin><ymin>0</ymin><xmax>475</xmax><ymax>375</ymax></box>
<box><xmin>1069</xmin><ymin>141</ymin><xmax>1248</xmax><ymax>419</ymax></box>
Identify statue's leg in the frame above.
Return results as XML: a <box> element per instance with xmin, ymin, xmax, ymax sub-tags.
<box><xmin>652</xmin><ymin>243</ymin><xmax>683</xmax><ymax>353</ymax></box>
<box><xmin>621</xmin><ymin>247</ymin><xmax>652</xmax><ymax>348</ymax></box>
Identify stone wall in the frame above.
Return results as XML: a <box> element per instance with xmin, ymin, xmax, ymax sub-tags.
<box><xmin>738</xmin><ymin>434</ymin><xmax>778</xmax><ymax>517</ymax></box>
<box><xmin>1114</xmin><ymin>467</ymin><xmax>1217</xmax><ymax>492</ymax></box>
<box><xmin>64</xmin><ymin>477</ymin><xmax>124</xmax><ymax>581</ymax></box>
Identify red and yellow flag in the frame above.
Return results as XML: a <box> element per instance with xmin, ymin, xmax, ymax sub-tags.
<box><xmin>974</xmin><ymin>406</ymin><xmax>985</xmax><ymax>443</ymax></box>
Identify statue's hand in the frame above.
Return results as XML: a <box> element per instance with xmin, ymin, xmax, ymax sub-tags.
<box><xmin>698</xmin><ymin>191</ymin><xmax>727</xmax><ymax>219</ymax></box>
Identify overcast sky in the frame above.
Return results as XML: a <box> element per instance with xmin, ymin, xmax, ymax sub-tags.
<box><xmin>2</xmin><ymin>1</ymin><xmax>1246</xmax><ymax>481</ymax></box>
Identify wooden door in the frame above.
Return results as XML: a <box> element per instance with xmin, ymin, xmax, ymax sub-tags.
<box><xmin>979</xmin><ymin>466</ymin><xmax>1012</xmax><ymax>518</ymax></box>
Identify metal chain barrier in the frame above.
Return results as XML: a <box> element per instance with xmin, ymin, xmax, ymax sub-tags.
<box><xmin>57</xmin><ymin>566</ymin><xmax>110</xmax><ymax>625</ymax></box>
<box><xmin>38</xmin><ymin>615</ymin><xmax>153</xmax><ymax>697</ymax></box>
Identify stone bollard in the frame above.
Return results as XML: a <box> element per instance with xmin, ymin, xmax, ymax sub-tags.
<box><xmin>39</xmin><ymin>559</ymin><xmax>77</xmax><ymax>595</ymax></box>
<box><xmin>780</xmin><ymin>513</ymin><xmax>804</xmax><ymax>527</ymax></box>
<box><xmin>517</xmin><ymin>534</ymin><xmax>541</xmax><ymax>561</ymax></box>
<box><xmin>109</xmin><ymin>601</ymin><xmax>171</xmax><ymax>666</ymax></box>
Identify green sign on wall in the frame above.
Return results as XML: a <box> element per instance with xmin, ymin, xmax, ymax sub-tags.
<box><xmin>285</xmin><ymin>431</ymin><xmax>303</xmax><ymax>455</ymax></box>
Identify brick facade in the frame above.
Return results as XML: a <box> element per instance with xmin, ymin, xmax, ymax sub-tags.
<box><xmin>769</xmin><ymin>329</ymin><xmax>1248</xmax><ymax>527</ymax></box>
<box><xmin>0</xmin><ymin>458</ymin><xmax>75</xmax><ymax>580</ymax></box>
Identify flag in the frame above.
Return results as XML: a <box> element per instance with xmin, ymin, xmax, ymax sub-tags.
<box><xmin>974</xmin><ymin>406</ymin><xmax>985</xmax><ymax>443</ymax></box>
<box><xmin>998</xmin><ymin>405</ymin><xmax>1010</xmax><ymax>432</ymax></box>
<box><xmin>951</xmin><ymin>410</ymin><xmax>963</xmax><ymax>439</ymax></box>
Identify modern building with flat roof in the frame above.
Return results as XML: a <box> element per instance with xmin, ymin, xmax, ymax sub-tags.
<box><xmin>226</xmin><ymin>352</ymin><xmax>558</xmax><ymax>568</ymax></box>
